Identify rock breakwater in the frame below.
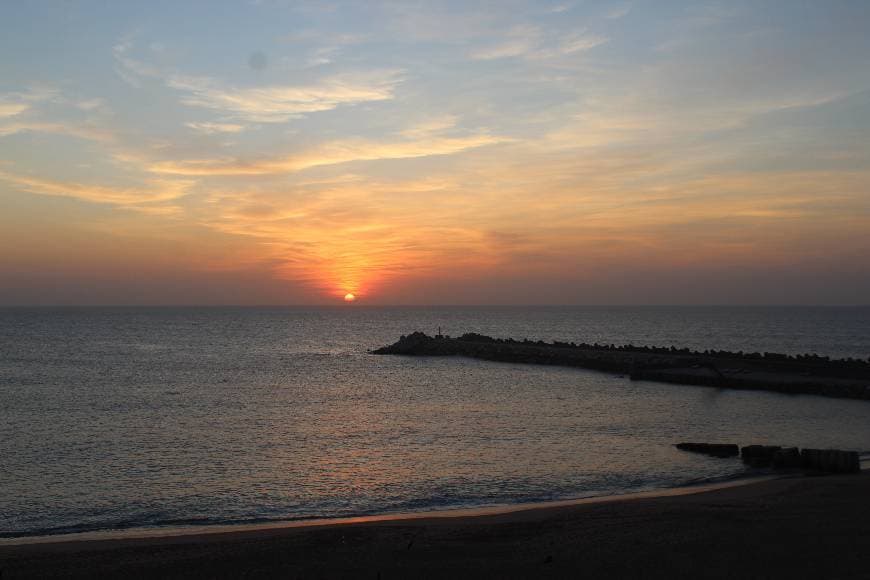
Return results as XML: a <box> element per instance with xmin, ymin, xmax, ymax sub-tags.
<box><xmin>372</xmin><ymin>332</ymin><xmax>870</xmax><ymax>401</ymax></box>
<box><xmin>675</xmin><ymin>442</ymin><xmax>861</xmax><ymax>473</ymax></box>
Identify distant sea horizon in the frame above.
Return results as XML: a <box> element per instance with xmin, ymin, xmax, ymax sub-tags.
<box><xmin>3</xmin><ymin>303</ymin><xmax>868</xmax><ymax>307</ymax></box>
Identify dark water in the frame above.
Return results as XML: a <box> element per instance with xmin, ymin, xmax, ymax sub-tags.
<box><xmin>2</xmin><ymin>306</ymin><xmax>870</xmax><ymax>539</ymax></box>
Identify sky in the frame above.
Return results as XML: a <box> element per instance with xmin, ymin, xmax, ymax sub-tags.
<box><xmin>1</xmin><ymin>0</ymin><xmax>869</xmax><ymax>305</ymax></box>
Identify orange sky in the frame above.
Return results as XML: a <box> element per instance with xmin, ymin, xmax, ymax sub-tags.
<box><xmin>1</xmin><ymin>1</ymin><xmax>869</xmax><ymax>305</ymax></box>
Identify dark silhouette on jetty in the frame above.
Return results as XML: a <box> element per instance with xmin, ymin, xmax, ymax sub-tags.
<box><xmin>372</xmin><ymin>332</ymin><xmax>870</xmax><ymax>401</ymax></box>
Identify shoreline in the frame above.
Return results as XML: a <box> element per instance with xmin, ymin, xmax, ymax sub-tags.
<box><xmin>0</xmin><ymin>473</ymin><xmax>779</xmax><ymax>547</ymax></box>
<box><xmin>3</xmin><ymin>471</ymin><xmax>868</xmax><ymax>579</ymax></box>
<box><xmin>7</xmin><ymin>457</ymin><xmax>868</xmax><ymax>547</ymax></box>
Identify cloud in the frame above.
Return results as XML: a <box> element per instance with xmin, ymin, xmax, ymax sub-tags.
<box><xmin>166</xmin><ymin>70</ymin><xmax>403</xmax><ymax>123</ymax></box>
<box><xmin>280</xmin><ymin>31</ymin><xmax>370</xmax><ymax>68</ymax></box>
<box><xmin>305</xmin><ymin>45</ymin><xmax>340</xmax><ymax>67</ymax></box>
<box><xmin>113</xmin><ymin>39</ymin><xmax>403</xmax><ymax>123</ymax></box>
<box><xmin>399</xmin><ymin>114</ymin><xmax>459</xmax><ymax>138</ymax></box>
<box><xmin>148</xmin><ymin>133</ymin><xmax>510</xmax><ymax>176</ymax></box>
<box><xmin>0</xmin><ymin>100</ymin><xmax>29</xmax><ymax>118</ymax></box>
<box><xmin>0</xmin><ymin>88</ymin><xmax>115</xmax><ymax>143</ymax></box>
<box><xmin>557</xmin><ymin>32</ymin><xmax>608</xmax><ymax>55</ymax></box>
<box><xmin>470</xmin><ymin>26</ymin><xmax>606</xmax><ymax>60</ymax></box>
<box><xmin>112</xmin><ymin>39</ymin><xmax>163</xmax><ymax>87</ymax></box>
<box><xmin>0</xmin><ymin>121</ymin><xmax>114</xmax><ymax>142</ymax></box>
<box><xmin>470</xmin><ymin>26</ymin><xmax>541</xmax><ymax>60</ymax></box>
<box><xmin>548</xmin><ymin>4</ymin><xmax>572</xmax><ymax>14</ymax></box>
<box><xmin>184</xmin><ymin>121</ymin><xmax>247</xmax><ymax>134</ymax></box>
<box><xmin>0</xmin><ymin>88</ymin><xmax>59</xmax><ymax>118</ymax></box>
<box><xmin>197</xmin><ymin>138</ymin><xmax>840</xmax><ymax>301</ymax></box>
<box><xmin>76</xmin><ymin>98</ymin><xmax>106</xmax><ymax>111</ymax></box>
<box><xmin>605</xmin><ymin>4</ymin><xmax>631</xmax><ymax>20</ymax></box>
<box><xmin>0</xmin><ymin>170</ymin><xmax>194</xmax><ymax>206</ymax></box>
<box><xmin>298</xmin><ymin>33</ymin><xmax>369</xmax><ymax>68</ymax></box>
<box><xmin>472</xmin><ymin>38</ymin><xmax>538</xmax><ymax>60</ymax></box>
<box><xmin>196</xmin><ymin>174</ymin><xmax>506</xmax><ymax>298</ymax></box>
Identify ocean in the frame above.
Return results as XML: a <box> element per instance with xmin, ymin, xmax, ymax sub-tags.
<box><xmin>2</xmin><ymin>306</ymin><xmax>870</xmax><ymax>539</ymax></box>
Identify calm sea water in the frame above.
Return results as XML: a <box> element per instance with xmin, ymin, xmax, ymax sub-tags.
<box><xmin>2</xmin><ymin>306</ymin><xmax>870</xmax><ymax>539</ymax></box>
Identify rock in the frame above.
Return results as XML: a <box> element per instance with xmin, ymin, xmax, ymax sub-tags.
<box><xmin>806</xmin><ymin>448</ymin><xmax>826</xmax><ymax>471</ymax></box>
<box><xmin>801</xmin><ymin>448</ymin><xmax>861</xmax><ymax>473</ymax></box>
<box><xmin>844</xmin><ymin>450</ymin><xmax>860</xmax><ymax>473</ymax></box>
<box><xmin>822</xmin><ymin>449</ymin><xmax>835</xmax><ymax>471</ymax></box>
<box><xmin>772</xmin><ymin>447</ymin><xmax>801</xmax><ymax>468</ymax></box>
<box><xmin>372</xmin><ymin>333</ymin><xmax>870</xmax><ymax>400</ymax></box>
<box><xmin>741</xmin><ymin>445</ymin><xmax>782</xmax><ymax>467</ymax></box>
<box><xmin>675</xmin><ymin>443</ymin><xmax>739</xmax><ymax>457</ymax></box>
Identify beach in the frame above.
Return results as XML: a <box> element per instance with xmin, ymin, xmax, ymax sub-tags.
<box><xmin>2</xmin><ymin>472</ymin><xmax>868</xmax><ymax>579</ymax></box>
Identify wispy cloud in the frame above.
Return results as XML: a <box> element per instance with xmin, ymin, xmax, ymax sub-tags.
<box><xmin>276</xmin><ymin>30</ymin><xmax>368</xmax><ymax>68</ymax></box>
<box><xmin>470</xmin><ymin>26</ymin><xmax>541</xmax><ymax>60</ymax></box>
<box><xmin>470</xmin><ymin>26</ymin><xmax>606</xmax><ymax>60</ymax></box>
<box><xmin>184</xmin><ymin>121</ymin><xmax>248</xmax><ymax>134</ymax></box>
<box><xmin>0</xmin><ymin>87</ymin><xmax>60</xmax><ymax>118</ymax></box>
<box><xmin>114</xmin><ymin>39</ymin><xmax>403</xmax><ymax>123</ymax></box>
<box><xmin>112</xmin><ymin>39</ymin><xmax>163</xmax><ymax>88</ymax></box>
<box><xmin>166</xmin><ymin>70</ymin><xmax>403</xmax><ymax>123</ymax></box>
<box><xmin>305</xmin><ymin>45</ymin><xmax>341</xmax><ymax>67</ymax></box>
<box><xmin>197</xmin><ymin>174</ymin><xmax>505</xmax><ymax>297</ymax></box>
<box><xmin>0</xmin><ymin>87</ymin><xmax>115</xmax><ymax>143</ymax></box>
<box><xmin>76</xmin><ymin>98</ymin><xmax>106</xmax><ymax>111</ymax></box>
<box><xmin>0</xmin><ymin>121</ymin><xmax>114</xmax><ymax>142</ymax></box>
<box><xmin>148</xmin><ymin>133</ymin><xmax>510</xmax><ymax>176</ymax></box>
<box><xmin>0</xmin><ymin>170</ymin><xmax>194</xmax><ymax>207</ymax></box>
<box><xmin>557</xmin><ymin>32</ymin><xmax>608</xmax><ymax>55</ymax></box>
<box><xmin>0</xmin><ymin>100</ymin><xmax>29</xmax><ymax>118</ymax></box>
<box><xmin>399</xmin><ymin>114</ymin><xmax>459</xmax><ymax>138</ymax></box>
<box><xmin>605</xmin><ymin>4</ymin><xmax>631</xmax><ymax>20</ymax></box>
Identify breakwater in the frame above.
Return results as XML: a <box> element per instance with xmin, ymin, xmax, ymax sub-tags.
<box><xmin>372</xmin><ymin>332</ymin><xmax>870</xmax><ymax>401</ymax></box>
<box><xmin>676</xmin><ymin>442</ymin><xmax>861</xmax><ymax>473</ymax></box>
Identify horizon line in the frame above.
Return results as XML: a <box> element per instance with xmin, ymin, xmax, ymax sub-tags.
<box><xmin>1</xmin><ymin>304</ymin><xmax>868</xmax><ymax>309</ymax></box>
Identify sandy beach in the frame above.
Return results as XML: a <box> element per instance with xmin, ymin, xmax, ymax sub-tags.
<box><xmin>2</xmin><ymin>472</ymin><xmax>869</xmax><ymax>579</ymax></box>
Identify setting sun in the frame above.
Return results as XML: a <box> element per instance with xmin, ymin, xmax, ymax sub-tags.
<box><xmin>344</xmin><ymin>293</ymin><xmax>356</xmax><ymax>302</ymax></box>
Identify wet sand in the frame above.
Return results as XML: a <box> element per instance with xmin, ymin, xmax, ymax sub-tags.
<box><xmin>2</xmin><ymin>472</ymin><xmax>869</xmax><ymax>579</ymax></box>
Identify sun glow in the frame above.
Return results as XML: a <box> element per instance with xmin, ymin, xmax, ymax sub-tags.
<box><xmin>343</xmin><ymin>293</ymin><xmax>356</xmax><ymax>302</ymax></box>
